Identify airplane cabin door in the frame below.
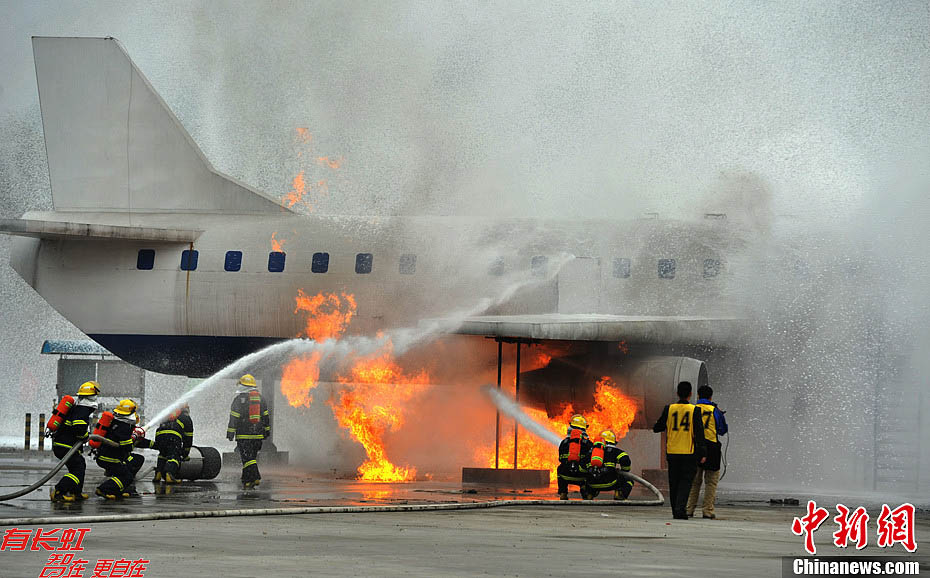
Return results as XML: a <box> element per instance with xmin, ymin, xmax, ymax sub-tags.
<box><xmin>557</xmin><ymin>257</ymin><xmax>601</xmax><ymax>314</ymax></box>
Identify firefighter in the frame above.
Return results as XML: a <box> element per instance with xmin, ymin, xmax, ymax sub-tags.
<box><xmin>686</xmin><ymin>385</ymin><xmax>729</xmax><ymax>519</ymax></box>
<box><xmin>227</xmin><ymin>374</ymin><xmax>271</xmax><ymax>489</ymax></box>
<box><xmin>137</xmin><ymin>410</ymin><xmax>184</xmax><ymax>484</ymax></box>
<box><xmin>177</xmin><ymin>403</ymin><xmax>194</xmax><ymax>463</ymax></box>
<box><xmin>556</xmin><ymin>415</ymin><xmax>593</xmax><ymax>500</ymax></box>
<box><xmin>584</xmin><ymin>430</ymin><xmax>634</xmax><ymax>500</ymax></box>
<box><xmin>48</xmin><ymin>381</ymin><xmax>100</xmax><ymax>502</ymax></box>
<box><xmin>653</xmin><ymin>381</ymin><xmax>706</xmax><ymax>519</ymax></box>
<box><xmin>93</xmin><ymin>399</ymin><xmax>145</xmax><ymax>500</ymax></box>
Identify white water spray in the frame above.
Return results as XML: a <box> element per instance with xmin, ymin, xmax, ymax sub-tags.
<box><xmin>482</xmin><ymin>385</ymin><xmax>561</xmax><ymax>446</ymax></box>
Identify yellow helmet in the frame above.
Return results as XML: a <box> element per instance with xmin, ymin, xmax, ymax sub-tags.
<box><xmin>569</xmin><ymin>415</ymin><xmax>588</xmax><ymax>430</ymax></box>
<box><xmin>601</xmin><ymin>430</ymin><xmax>617</xmax><ymax>444</ymax></box>
<box><xmin>77</xmin><ymin>381</ymin><xmax>101</xmax><ymax>396</ymax></box>
<box><xmin>239</xmin><ymin>374</ymin><xmax>257</xmax><ymax>388</ymax></box>
<box><xmin>114</xmin><ymin>399</ymin><xmax>137</xmax><ymax>416</ymax></box>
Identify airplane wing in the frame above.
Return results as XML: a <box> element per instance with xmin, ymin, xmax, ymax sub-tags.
<box><xmin>0</xmin><ymin>218</ymin><xmax>202</xmax><ymax>243</ymax></box>
<box><xmin>445</xmin><ymin>314</ymin><xmax>749</xmax><ymax>347</ymax></box>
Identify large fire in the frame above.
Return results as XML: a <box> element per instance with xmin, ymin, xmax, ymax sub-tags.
<box><xmin>331</xmin><ymin>347</ymin><xmax>431</xmax><ymax>481</ymax></box>
<box><xmin>279</xmin><ymin>290</ymin><xmax>428</xmax><ymax>481</ymax></box>
<box><xmin>280</xmin><ymin>291</ymin><xmax>357</xmax><ymax>408</ymax></box>
<box><xmin>479</xmin><ymin>375</ymin><xmax>637</xmax><ymax>482</ymax></box>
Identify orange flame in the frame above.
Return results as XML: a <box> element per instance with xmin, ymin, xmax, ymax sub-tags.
<box><xmin>332</xmin><ymin>346</ymin><xmax>431</xmax><ymax>481</ymax></box>
<box><xmin>271</xmin><ymin>232</ymin><xmax>285</xmax><ymax>253</ymax></box>
<box><xmin>317</xmin><ymin>156</ymin><xmax>343</xmax><ymax>170</ymax></box>
<box><xmin>478</xmin><ymin>375</ymin><xmax>637</xmax><ymax>482</ymax></box>
<box><xmin>284</xmin><ymin>171</ymin><xmax>309</xmax><ymax>209</ymax></box>
<box><xmin>280</xmin><ymin>351</ymin><xmax>322</xmax><ymax>408</ymax></box>
<box><xmin>617</xmin><ymin>340</ymin><xmax>629</xmax><ymax>354</ymax></box>
<box><xmin>280</xmin><ymin>291</ymin><xmax>357</xmax><ymax>408</ymax></box>
<box><xmin>296</xmin><ymin>127</ymin><xmax>312</xmax><ymax>144</ymax></box>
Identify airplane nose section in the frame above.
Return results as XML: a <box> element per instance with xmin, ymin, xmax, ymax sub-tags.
<box><xmin>9</xmin><ymin>236</ymin><xmax>40</xmax><ymax>288</ymax></box>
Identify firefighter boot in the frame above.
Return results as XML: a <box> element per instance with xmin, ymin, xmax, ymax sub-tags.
<box><xmin>613</xmin><ymin>489</ymin><xmax>625</xmax><ymax>500</ymax></box>
<box><xmin>95</xmin><ymin>488</ymin><xmax>120</xmax><ymax>500</ymax></box>
<box><xmin>253</xmin><ymin>478</ymin><xmax>261</xmax><ymax>487</ymax></box>
<box><xmin>49</xmin><ymin>487</ymin><xmax>63</xmax><ymax>502</ymax></box>
<box><xmin>165</xmin><ymin>473</ymin><xmax>179</xmax><ymax>484</ymax></box>
<box><xmin>152</xmin><ymin>471</ymin><xmax>163</xmax><ymax>484</ymax></box>
<box><xmin>559</xmin><ymin>492</ymin><xmax>568</xmax><ymax>500</ymax></box>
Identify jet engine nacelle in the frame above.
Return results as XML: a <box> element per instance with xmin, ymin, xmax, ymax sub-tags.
<box><xmin>519</xmin><ymin>355</ymin><xmax>709</xmax><ymax>428</ymax></box>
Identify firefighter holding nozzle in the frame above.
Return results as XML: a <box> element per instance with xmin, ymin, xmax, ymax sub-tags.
<box><xmin>557</xmin><ymin>415</ymin><xmax>593</xmax><ymax>500</ymax></box>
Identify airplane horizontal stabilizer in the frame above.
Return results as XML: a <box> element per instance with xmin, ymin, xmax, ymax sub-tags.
<box><xmin>0</xmin><ymin>218</ymin><xmax>201</xmax><ymax>243</ymax></box>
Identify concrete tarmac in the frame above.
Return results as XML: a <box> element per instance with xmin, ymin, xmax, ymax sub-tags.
<box><xmin>1</xmin><ymin>462</ymin><xmax>928</xmax><ymax>577</ymax></box>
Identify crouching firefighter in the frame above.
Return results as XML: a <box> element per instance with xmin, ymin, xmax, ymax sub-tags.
<box><xmin>584</xmin><ymin>430</ymin><xmax>634</xmax><ymax>500</ymax></box>
<box><xmin>91</xmin><ymin>399</ymin><xmax>145</xmax><ymax>500</ymax></box>
<box><xmin>227</xmin><ymin>374</ymin><xmax>271</xmax><ymax>489</ymax></box>
<box><xmin>47</xmin><ymin>381</ymin><xmax>100</xmax><ymax>502</ymax></box>
<box><xmin>557</xmin><ymin>415</ymin><xmax>593</xmax><ymax>500</ymax></box>
<box><xmin>136</xmin><ymin>409</ymin><xmax>184</xmax><ymax>484</ymax></box>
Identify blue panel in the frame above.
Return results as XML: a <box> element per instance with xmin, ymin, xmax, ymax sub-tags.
<box><xmin>399</xmin><ymin>253</ymin><xmax>416</xmax><ymax>275</ymax></box>
<box><xmin>613</xmin><ymin>257</ymin><xmax>631</xmax><ymax>278</ymax></box>
<box><xmin>312</xmin><ymin>252</ymin><xmax>329</xmax><ymax>273</ymax></box>
<box><xmin>355</xmin><ymin>253</ymin><xmax>373</xmax><ymax>274</ymax></box>
<box><xmin>658</xmin><ymin>258</ymin><xmax>676</xmax><ymax>279</ymax></box>
<box><xmin>703</xmin><ymin>258</ymin><xmax>720</xmax><ymax>278</ymax></box>
<box><xmin>225</xmin><ymin>250</ymin><xmax>242</xmax><ymax>272</ymax></box>
<box><xmin>137</xmin><ymin>249</ymin><xmax>155</xmax><ymax>270</ymax></box>
<box><xmin>180</xmin><ymin>249</ymin><xmax>199</xmax><ymax>271</ymax></box>
<box><xmin>268</xmin><ymin>251</ymin><xmax>286</xmax><ymax>272</ymax></box>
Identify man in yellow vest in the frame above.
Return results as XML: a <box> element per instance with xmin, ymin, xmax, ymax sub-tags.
<box><xmin>652</xmin><ymin>381</ymin><xmax>707</xmax><ymax>519</ymax></box>
<box><xmin>687</xmin><ymin>385</ymin><xmax>728</xmax><ymax>519</ymax></box>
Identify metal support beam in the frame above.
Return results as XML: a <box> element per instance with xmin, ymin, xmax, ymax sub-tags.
<box><xmin>513</xmin><ymin>340</ymin><xmax>521</xmax><ymax>470</ymax></box>
<box><xmin>495</xmin><ymin>340</ymin><xmax>502</xmax><ymax>469</ymax></box>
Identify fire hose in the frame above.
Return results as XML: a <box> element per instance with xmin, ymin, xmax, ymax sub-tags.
<box><xmin>0</xmin><ymin>435</ymin><xmax>119</xmax><ymax>502</ymax></box>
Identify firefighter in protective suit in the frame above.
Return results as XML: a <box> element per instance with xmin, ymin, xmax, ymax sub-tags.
<box><xmin>48</xmin><ymin>381</ymin><xmax>100</xmax><ymax>502</ymax></box>
<box><xmin>177</xmin><ymin>403</ymin><xmax>194</xmax><ymax>462</ymax></box>
<box><xmin>227</xmin><ymin>374</ymin><xmax>271</xmax><ymax>489</ymax></box>
<box><xmin>584</xmin><ymin>430</ymin><xmax>635</xmax><ymax>500</ymax></box>
<box><xmin>94</xmin><ymin>399</ymin><xmax>145</xmax><ymax>500</ymax></box>
<box><xmin>136</xmin><ymin>409</ymin><xmax>184</xmax><ymax>484</ymax></box>
<box><xmin>557</xmin><ymin>415</ymin><xmax>593</xmax><ymax>500</ymax></box>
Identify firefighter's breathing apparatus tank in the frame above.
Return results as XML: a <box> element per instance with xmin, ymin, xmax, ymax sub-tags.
<box><xmin>87</xmin><ymin>411</ymin><xmax>114</xmax><ymax>450</ymax></box>
<box><xmin>46</xmin><ymin>396</ymin><xmax>75</xmax><ymax>434</ymax></box>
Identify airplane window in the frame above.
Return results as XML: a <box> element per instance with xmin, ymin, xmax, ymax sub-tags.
<box><xmin>703</xmin><ymin>259</ymin><xmax>720</xmax><ymax>278</ymax></box>
<box><xmin>658</xmin><ymin>259</ymin><xmax>676</xmax><ymax>279</ymax></box>
<box><xmin>268</xmin><ymin>251</ymin><xmax>286</xmax><ymax>273</ymax></box>
<box><xmin>312</xmin><ymin>252</ymin><xmax>329</xmax><ymax>273</ymax></box>
<box><xmin>180</xmin><ymin>250</ymin><xmax>199</xmax><ymax>271</ymax></box>
<box><xmin>531</xmin><ymin>256</ymin><xmax>547</xmax><ymax>277</ymax></box>
<box><xmin>225</xmin><ymin>251</ymin><xmax>242</xmax><ymax>272</ymax></box>
<box><xmin>399</xmin><ymin>254</ymin><xmax>416</xmax><ymax>275</ymax></box>
<box><xmin>137</xmin><ymin>249</ymin><xmax>155</xmax><ymax>270</ymax></box>
<box><xmin>613</xmin><ymin>258</ymin><xmax>631</xmax><ymax>278</ymax></box>
<box><xmin>355</xmin><ymin>253</ymin><xmax>373</xmax><ymax>274</ymax></box>
<box><xmin>489</xmin><ymin>257</ymin><xmax>505</xmax><ymax>277</ymax></box>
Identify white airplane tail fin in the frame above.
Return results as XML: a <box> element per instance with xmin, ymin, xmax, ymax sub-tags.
<box><xmin>32</xmin><ymin>37</ymin><xmax>286</xmax><ymax>215</ymax></box>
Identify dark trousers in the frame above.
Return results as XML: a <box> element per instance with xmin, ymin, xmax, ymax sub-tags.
<box><xmin>96</xmin><ymin>453</ymin><xmax>144</xmax><ymax>495</ymax></box>
<box><xmin>152</xmin><ymin>436</ymin><xmax>183</xmax><ymax>478</ymax></box>
<box><xmin>556</xmin><ymin>463</ymin><xmax>587</xmax><ymax>494</ymax></box>
<box><xmin>237</xmin><ymin>440</ymin><xmax>262</xmax><ymax>483</ymax></box>
<box><xmin>585</xmin><ymin>469</ymin><xmax>635</xmax><ymax>498</ymax></box>
<box><xmin>666</xmin><ymin>454</ymin><xmax>698</xmax><ymax>517</ymax></box>
<box><xmin>53</xmin><ymin>443</ymin><xmax>86</xmax><ymax>495</ymax></box>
